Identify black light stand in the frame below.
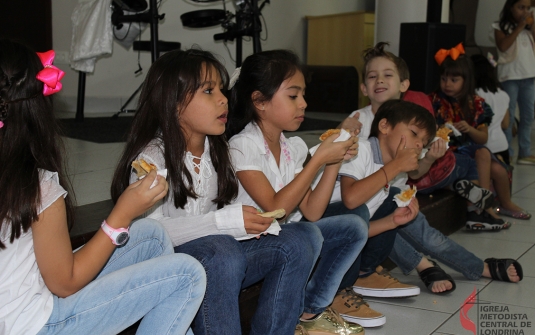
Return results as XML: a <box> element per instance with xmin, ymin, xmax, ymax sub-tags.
<box><xmin>213</xmin><ymin>0</ymin><xmax>268</xmax><ymax>67</ymax></box>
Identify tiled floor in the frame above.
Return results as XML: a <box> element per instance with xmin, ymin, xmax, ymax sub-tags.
<box><xmin>63</xmin><ymin>112</ymin><xmax>535</xmax><ymax>335</ymax></box>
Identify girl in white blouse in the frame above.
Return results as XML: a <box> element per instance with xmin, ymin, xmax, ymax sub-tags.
<box><xmin>0</xmin><ymin>39</ymin><xmax>205</xmax><ymax>335</ymax></box>
<box><xmin>111</xmin><ymin>48</ymin><xmax>322</xmax><ymax>335</ymax></box>
<box><xmin>226</xmin><ymin>50</ymin><xmax>368</xmax><ymax>334</ymax></box>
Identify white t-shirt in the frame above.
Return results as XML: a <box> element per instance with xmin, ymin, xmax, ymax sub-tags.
<box><xmin>134</xmin><ymin>138</ymin><xmax>254</xmax><ymax>245</ymax></box>
<box><xmin>229</xmin><ymin>122</ymin><xmax>308</xmax><ymax>223</ymax></box>
<box><xmin>338</xmin><ymin>139</ymin><xmax>389</xmax><ymax>217</ymax></box>
<box><xmin>0</xmin><ymin>170</ymin><xmax>67</xmax><ymax>335</ymax></box>
<box><xmin>476</xmin><ymin>88</ymin><xmax>510</xmax><ymax>153</ymax></box>
<box><xmin>491</xmin><ymin>22</ymin><xmax>535</xmax><ymax>82</ymax></box>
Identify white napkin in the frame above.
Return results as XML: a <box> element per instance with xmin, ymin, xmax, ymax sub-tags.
<box><xmin>139</xmin><ymin>169</ymin><xmax>168</xmax><ymax>189</ymax></box>
<box><xmin>393</xmin><ymin>185</ymin><xmax>417</xmax><ymax>207</ymax></box>
<box><xmin>419</xmin><ymin>136</ymin><xmax>450</xmax><ymax>159</ymax></box>
<box><xmin>309</xmin><ymin>129</ymin><xmax>352</xmax><ymax>156</ymax></box>
<box><xmin>235</xmin><ymin>221</ymin><xmax>282</xmax><ymax>241</ymax></box>
<box><xmin>445</xmin><ymin>123</ymin><xmax>462</xmax><ymax>137</ymax></box>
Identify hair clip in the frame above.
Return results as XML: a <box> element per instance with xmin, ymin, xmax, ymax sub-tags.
<box><xmin>36</xmin><ymin>50</ymin><xmax>65</xmax><ymax>96</ymax></box>
<box><xmin>228</xmin><ymin>67</ymin><xmax>241</xmax><ymax>90</ymax></box>
<box><xmin>434</xmin><ymin>43</ymin><xmax>465</xmax><ymax>66</ymax></box>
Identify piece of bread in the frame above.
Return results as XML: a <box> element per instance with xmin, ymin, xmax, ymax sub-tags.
<box><xmin>258</xmin><ymin>209</ymin><xmax>286</xmax><ymax>219</ymax></box>
<box><xmin>436</xmin><ymin>127</ymin><xmax>452</xmax><ymax>141</ymax></box>
<box><xmin>396</xmin><ymin>186</ymin><xmax>417</xmax><ymax>202</ymax></box>
<box><xmin>132</xmin><ymin>159</ymin><xmax>157</xmax><ymax>178</ymax></box>
<box><xmin>319</xmin><ymin>129</ymin><xmax>352</xmax><ymax>141</ymax></box>
<box><xmin>527</xmin><ymin>17</ymin><xmax>534</xmax><ymax>25</ymax></box>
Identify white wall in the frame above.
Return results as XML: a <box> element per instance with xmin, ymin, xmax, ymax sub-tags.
<box><xmin>474</xmin><ymin>0</ymin><xmax>503</xmax><ymax>47</ymax></box>
<box><xmin>52</xmin><ymin>0</ymin><xmax>374</xmax><ymax>113</ymax></box>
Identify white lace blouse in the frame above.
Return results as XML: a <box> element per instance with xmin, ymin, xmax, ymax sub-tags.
<box><xmin>131</xmin><ymin>138</ymin><xmax>251</xmax><ymax>247</ymax></box>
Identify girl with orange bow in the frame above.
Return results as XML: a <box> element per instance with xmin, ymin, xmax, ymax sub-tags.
<box><xmin>0</xmin><ymin>39</ymin><xmax>206</xmax><ymax>335</ymax></box>
<box><xmin>429</xmin><ymin>45</ymin><xmax>531</xmax><ymax>228</ymax></box>
<box><xmin>491</xmin><ymin>0</ymin><xmax>535</xmax><ymax>165</ymax></box>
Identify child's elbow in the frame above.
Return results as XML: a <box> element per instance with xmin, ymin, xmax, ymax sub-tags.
<box><xmin>342</xmin><ymin>196</ymin><xmax>361</xmax><ymax>210</ymax></box>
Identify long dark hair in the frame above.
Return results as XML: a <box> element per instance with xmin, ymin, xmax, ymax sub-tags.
<box><xmin>471</xmin><ymin>54</ymin><xmax>501</xmax><ymax>93</ymax></box>
<box><xmin>498</xmin><ymin>0</ymin><xmax>527</xmax><ymax>34</ymax></box>
<box><xmin>111</xmin><ymin>48</ymin><xmax>237</xmax><ymax>209</ymax></box>
<box><xmin>439</xmin><ymin>55</ymin><xmax>476</xmax><ymax>121</ymax></box>
<box><xmin>0</xmin><ymin>39</ymin><xmax>74</xmax><ymax>249</ymax></box>
<box><xmin>225</xmin><ymin>49</ymin><xmax>303</xmax><ymax>138</ymax></box>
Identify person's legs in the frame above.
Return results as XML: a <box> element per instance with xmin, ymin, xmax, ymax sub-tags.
<box><xmin>393</xmin><ymin>212</ymin><xmax>484</xmax><ymax>280</ymax></box>
<box><xmin>39</xmin><ymin>219</ymin><xmax>206</xmax><ymax>335</ymax></box>
<box><xmin>303</xmin><ymin>214</ymin><xmax>368</xmax><ymax>315</ymax></box>
<box><xmin>175</xmin><ymin>235</ymin><xmax>247</xmax><ymax>335</ymax></box>
<box><xmin>516</xmin><ymin>78</ymin><xmax>535</xmax><ymax>159</ymax></box>
<box><xmin>501</xmin><ymin>80</ymin><xmax>520</xmax><ymax>157</ymax></box>
<box><xmin>240</xmin><ymin>222</ymin><xmax>323</xmax><ymax>335</ymax></box>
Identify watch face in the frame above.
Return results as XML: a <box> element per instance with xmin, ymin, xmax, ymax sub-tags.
<box><xmin>116</xmin><ymin>232</ymin><xmax>129</xmax><ymax>245</ymax></box>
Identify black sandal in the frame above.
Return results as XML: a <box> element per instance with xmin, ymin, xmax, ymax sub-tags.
<box><xmin>485</xmin><ymin>258</ymin><xmax>523</xmax><ymax>282</ymax></box>
<box><xmin>418</xmin><ymin>260</ymin><xmax>456</xmax><ymax>294</ymax></box>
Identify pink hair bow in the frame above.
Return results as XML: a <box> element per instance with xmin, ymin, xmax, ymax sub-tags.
<box><xmin>36</xmin><ymin>50</ymin><xmax>65</xmax><ymax>96</ymax></box>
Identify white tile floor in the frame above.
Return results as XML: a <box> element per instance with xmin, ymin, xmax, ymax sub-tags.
<box><xmin>63</xmin><ymin>112</ymin><xmax>535</xmax><ymax>335</ymax></box>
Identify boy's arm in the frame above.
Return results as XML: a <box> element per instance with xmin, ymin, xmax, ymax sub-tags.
<box><xmin>368</xmin><ymin>199</ymin><xmax>419</xmax><ymax>237</ymax></box>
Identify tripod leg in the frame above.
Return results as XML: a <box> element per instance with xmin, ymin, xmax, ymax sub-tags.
<box><xmin>112</xmin><ymin>82</ymin><xmax>144</xmax><ymax>118</ymax></box>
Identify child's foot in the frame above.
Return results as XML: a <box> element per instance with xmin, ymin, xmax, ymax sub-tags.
<box><xmin>496</xmin><ymin>207</ymin><xmax>532</xmax><ymax>220</ymax></box>
<box><xmin>483</xmin><ymin>258</ymin><xmax>523</xmax><ymax>283</ymax></box>
<box><xmin>417</xmin><ymin>259</ymin><xmax>455</xmax><ymax>294</ymax></box>
<box><xmin>454</xmin><ymin>180</ymin><xmax>495</xmax><ymax>209</ymax></box>
<box><xmin>466</xmin><ymin>211</ymin><xmax>511</xmax><ymax>230</ymax></box>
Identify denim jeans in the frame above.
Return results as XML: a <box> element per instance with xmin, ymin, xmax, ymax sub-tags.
<box><xmin>418</xmin><ymin>153</ymin><xmax>479</xmax><ymax>194</ymax></box>
<box><xmin>298</xmin><ymin>212</ymin><xmax>368</xmax><ymax>315</ymax></box>
<box><xmin>175</xmin><ymin>222</ymin><xmax>322</xmax><ymax>335</ymax></box>
<box><xmin>323</xmin><ymin>188</ymin><xmax>400</xmax><ymax>289</ymax></box>
<box><xmin>389</xmin><ymin>212</ymin><xmax>484</xmax><ymax>280</ymax></box>
<box><xmin>38</xmin><ymin>218</ymin><xmax>206</xmax><ymax>335</ymax></box>
<box><xmin>501</xmin><ymin>78</ymin><xmax>535</xmax><ymax>158</ymax></box>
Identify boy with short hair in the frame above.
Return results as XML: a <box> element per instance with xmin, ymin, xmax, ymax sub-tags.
<box><xmin>335</xmin><ymin>99</ymin><xmax>522</xmax><ymax>324</ymax></box>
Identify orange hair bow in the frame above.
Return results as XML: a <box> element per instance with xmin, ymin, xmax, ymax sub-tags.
<box><xmin>434</xmin><ymin>43</ymin><xmax>465</xmax><ymax>66</ymax></box>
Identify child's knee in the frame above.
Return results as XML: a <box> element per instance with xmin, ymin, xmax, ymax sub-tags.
<box><xmin>475</xmin><ymin>148</ymin><xmax>491</xmax><ymax>161</ymax></box>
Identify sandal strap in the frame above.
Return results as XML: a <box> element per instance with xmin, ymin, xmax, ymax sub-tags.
<box><xmin>484</xmin><ymin>258</ymin><xmax>524</xmax><ymax>282</ymax></box>
<box><xmin>418</xmin><ymin>260</ymin><xmax>456</xmax><ymax>293</ymax></box>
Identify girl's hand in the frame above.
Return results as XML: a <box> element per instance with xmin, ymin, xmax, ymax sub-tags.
<box><xmin>315</xmin><ymin>134</ymin><xmax>358</xmax><ymax>165</ymax></box>
<box><xmin>109</xmin><ymin>170</ymin><xmax>168</xmax><ymax>227</ymax></box>
<box><xmin>453</xmin><ymin>121</ymin><xmax>472</xmax><ymax>133</ymax></box>
<box><xmin>243</xmin><ymin>205</ymin><xmax>275</xmax><ymax>235</ymax></box>
<box><xmin>392</xmin><ymin>197</ymin><xmax>419</xmax><ymax>226</ymax></box>
<box><xmin>392</xmin><ymin>136</ymin><xmax>420</xmax><ymax>172</ymax></box>
<box><xmin>424</xmin><ymin>138</ymin><xmax>447</xmax><ymax>161</ymax></box>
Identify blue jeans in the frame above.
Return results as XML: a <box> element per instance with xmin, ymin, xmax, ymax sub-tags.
<box><xmin>419</xmin><ymin>153</ymin><xmax>479</xmax><ymax>194</ymax></box>
<box><xmin>323</xmin><ymin>188</ymin><xmax>400</xmax><ymax>289</ymax></box>
<box><xmin>38</xmin><ymin>218</ymin><xmax>206</xmax><ymax>335</ymax></box>
<box><xmin>175</xmin><ymin>223</ymin><xmax>322</xmax><ymax>335</ymax></box>
<box><xmin>389</xmin><ymin>212</ymin><xmax>484</xmax><ymax>280</ymax></box>
<box><xmin>501</xmin><ymin>78</ymin><xmax>535</xmax><ymax>158</ymax></box>
<box><xmin>298</xmin><ymin>211</ymin><xmax>368</xmax><ymax>314</ymax></box>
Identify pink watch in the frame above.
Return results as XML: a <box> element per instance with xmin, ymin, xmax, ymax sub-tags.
<box><xmin>101</xmin><ymin>220</ymin><xmax>130</xmax><ymax>246</ymax></box>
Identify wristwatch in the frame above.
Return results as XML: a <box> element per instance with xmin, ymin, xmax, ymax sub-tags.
<box><xmin>101</xmin><ymin>220</ymin><xmax>130</xmax><ymax>246</ymax></box>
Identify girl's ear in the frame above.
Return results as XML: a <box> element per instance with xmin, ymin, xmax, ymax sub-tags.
<box><xmin>251</xmin><ymin>91</ymin><xmax>265</xmax><ymax>111</ymax></box>
<box><xmin>378</xmin><ymin>118</ymin><xmax>390</xmax><ymax>135</ymax></box>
